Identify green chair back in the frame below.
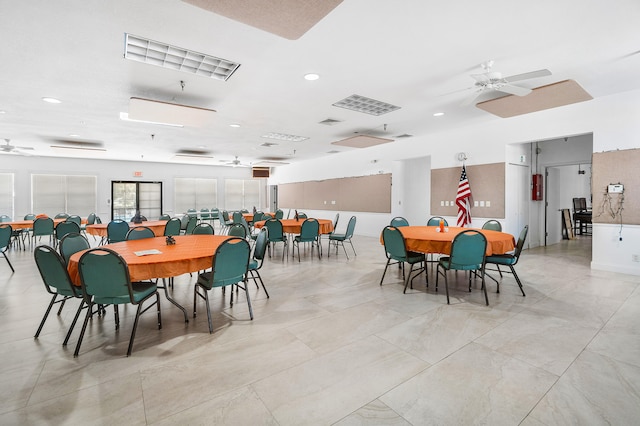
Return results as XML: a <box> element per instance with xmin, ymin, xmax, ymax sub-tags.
<box><xmin>59</xmin><ymin>232</ymin><xmax>90</xmax><ymax>265</ymax></box>
<box><xmin>344</xmin><ymin>216</ymin><xmax>357</xmax><ymax>238</ymax></box>
<box><xmin>86</xmin><ymin>213</ymin><xmax>96</xmax><ymax>225</ymax></box>
<box><xmin>164</xmin><ymin>218</ymin><xmax>182</xmax><ymax>236</ymax></box>
<box><xmin>56</xmin><ymin>221</ymin><xmax>80</xmax><ymax>241</ymax></box>
<box><xmin>200</xmin><ymin>208</ymin><xmax>210</xmax><ymax>220</ymax></box>
<box><xmin>0</xmin><ymin>215</ymin><xmax>11</xmax><ymax>222</ymax></box>
<box><xmin>232</xmin><ymin>211</ymin><xmax>243</xmax><ymax>224</ymax></box>
<box><xmin>210</xmin><ymin>209</ymin><xmax>219</xmax><ymax>220</ymax></box>
<box><xmin>159</xmin><ymin>214</ymin><xmax>171</xmax><ymax>221</ymax></box>
<box><xmin>427</xmin><ymin>216</ymin><xmax>448</xmax><ymax>226</ymax></box>
<box><xmin>253</xmin><ymin>228</ymin><xmax>269</xmax><ymax>262</ymax></box>
<box><xmin>185</xmin><ymin>216</ymin><xmax>198</xmax><ymax>234</ymax></box>
<box><xmin>0</xmin><ymin>224</ymin><xmax>12</xmax><ymax>250</ymax></box>
<box><xmin>511</xmin><ymin>225</ymin><xmax>529</xmax><ymax>262</ymax></box>
<box><xmin>390</xmin><ymin>216</ymin><xmax>409</xmax><ymax>227</ymax></box>
<box><xmin>78</xmin><ymin>248</ymin><xmax>145</xmax><ymax>303</ymax></box>
<box><xmin>187</xmin><ymin>208</ymin><xmax>197</xmax><ymax>218</ymax></box>
<box><xmin>107</xmin><ymin>220</ymin><xmax>129</xmax><ymax>243</ymax></box>
<box><xmin>228</xmin><ymin>223</ymin><xmax>247</xmax><ymax>238</ymax></box>
<box><xmin>34</xmin><ymin>245</ymin><xmax>78</xmax><ymax>296</ymax></box>
<box><xmin>482</xmin><ymin>220</ymin><xmax>502</xmax><ymax>231</ymax></box>
<box><xmin>445</xmin><ymin>230</ymin><xmax>487</xmax><ymax>271</ymax></box>
<box><xmin>180</xmin><ymin>214</ymin><xmax>190</xmax><ymax>230</ymax></box>
<box><xmin>382</xmin><ymin>226</ymin><xmax>409</xmax><ymax>262</ymax></box>
<box><xmin>33</xmin><ymin>217</ymin><xmax>54</xmax><ymax>237</ymax></box>
<box><xmin>264</xmin><ymin>219</ymin><xmax>285</xmax><ymax>241</ymax></box>
<box><xmin>201</xmin><ymin>238</ymin><xmax>250</xmax><ymax>290</ymax></box>
<box><xmin>298</xmin><ymin>218</ymin><xmax>319</xmax><ymax>242</ymax></box>
<box><xmin>24</xmin><ymin>214</ymin><xmax>36</xmax><ymax>220</ymax></box>
<box><xmin>126</xmin><ymin>226</ymin><xmax>155</xmax><ymax>240</ymax></box>
<box><xmin>275</xmin><ymin>209</ymin><xmax>284</xmax><ymax>220</ymax></box>
<box><xmin>54</xmin><ymin>213</ymin><xmax>69</xmax><ymax>219</ymax></box>
<box><xmin>253</xmin><ymin>211</ymin><xmax>264</xmax><ymax>222</ymax></box>
<box><xmin>192</xmin><ymin>223</ymin><xmax>214</xmax><ymax>235</ymax></box>
<box><xmin>66</xmin><ymin>215</ymin><xmax>82</xmax><ymax>227</ymax></box>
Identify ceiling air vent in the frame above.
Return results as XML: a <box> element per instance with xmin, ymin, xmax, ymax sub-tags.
<box><xmin>260</xmin><ymin>142</ymin><xmax>279</xmax><ymax>147</ymax></box>
<box><xmin>175</xmin><ymin>148</ymin><xmax>213</xmax><ymax>158</ymax></box>
<box><xmin>124</xmin><ymin>34</ymin><xmax>240</xmax><ymax>81</ymax></box>
<box><xmin>333</xmin><ymin>94</ymin><xmax>400</xmax><ymax>116</ymax></box>
<box><xmin>261</xmin><ymin>132</ymin><xmax>308</xmax><ymax>142</ymax></box>
<box><xmin>395</xmin><ymin>133</ymin><xmax>413</xmax><ymax>138</ymax></box>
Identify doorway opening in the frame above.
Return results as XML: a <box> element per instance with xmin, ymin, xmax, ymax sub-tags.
<box><xmin>111</xmin><ymin>181</ymin><xmax>163</xmax><ymax>221</ymax></box>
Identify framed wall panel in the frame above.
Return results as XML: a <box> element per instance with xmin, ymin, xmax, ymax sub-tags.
<box><xmin>430</xmin><ymin>163</ymin><xmax>505</xmax><ymax>218</ymax></box>
<box><xmin>278</xmin><ymin>173</ymin><xmax>391</xmax><ymax>213</ymax></box>
<box><xmin>592</xmin><ymin>148</ymin><xmax>639</xmax><ymax>225</ymax></box>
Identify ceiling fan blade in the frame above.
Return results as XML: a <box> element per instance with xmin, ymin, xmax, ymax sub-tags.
<box><xmin>461</xmin><ymin>89</ymin><xmax>483</xmax><ymax>106</ymax></box>
<box><xmin>470</xmin><ymin>73</ymin><xmax>490</xmax><ymax>83</ymax></box>
<box><xmin>497</xmin><ymin>84</ymin><xmax>532</xmax><ymax>96</ymax></box>
<box><xmin>504</xmin><ymin>69</ymin><xmax>551</xmax><ymax>83</ymax></box>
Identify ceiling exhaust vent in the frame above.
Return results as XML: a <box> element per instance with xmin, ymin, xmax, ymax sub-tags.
<box><xmin>395</xmin><ymin>133</ymin><xmax>413</xmax><ymax>138</ymax></box>
<box><xmin>333</xmin><ymin>94</ymin><xmax>400</xmax><ymax>116</ymax></box>
<box><xmin>124</xmin><ymin>34</ymin><xmax>240</xmax><ymax>81</ymax></box>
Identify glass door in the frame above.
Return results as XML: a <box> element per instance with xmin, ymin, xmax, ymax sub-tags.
<box><xmin>111</xmin><ymin>181</ymin><xmax>162</xmax><ymax>221</ymax></box>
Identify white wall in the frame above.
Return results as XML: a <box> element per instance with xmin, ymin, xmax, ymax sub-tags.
<box><xmin>0</xmin><ymin>156</ymin><xmax>260</xmax><ymax>220</ymax></box>
<box><xmin>271</xmin><ymin>89</ymin><xmax>640</xmax><ymax>275</ymax></box>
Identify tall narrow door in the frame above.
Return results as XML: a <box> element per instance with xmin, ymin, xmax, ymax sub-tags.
<box><xmin>111</xmin><ymin>181</ymin><xmax>162</xmax><ymax>221</ymax></box>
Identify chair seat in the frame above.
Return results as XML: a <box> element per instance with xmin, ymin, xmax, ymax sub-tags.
<box><xmin>248</xmin><ymin>259</ymin><xmax>259</xmax><ymax>270</ymax></box>
<box><xmin>485</xmin><ymin>254</ymin><xmax>517</xmax><ymax>266</ymax></box>
<box><xmin>93</xmin><ymin>281</ymin><xmax>157</xmax><ymax>305</ymax></box>
<box><xmin>197</xmin><ymin>271</ymin><xmax>245</xmax><ymax>289</ymax></box>
<box><xmin>391</xmin><ymin>252</ymin><xmax>425</xmax><ymax>264</ymax></box>
<box><xmin>438</xmin><ymin>256</ymin><xmax>482</xmax><ymax>271</ymax></box>
<box><xmin>329</xmin><ymin>233</ymin><xmax>347</xmax><ymax>241</ymax></box>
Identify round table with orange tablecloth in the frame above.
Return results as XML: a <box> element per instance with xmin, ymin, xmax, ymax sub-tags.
<box><xmin>67</xmin><ymin>235</ymin><xmax>233</xmax><ymax>321</ymax></box>
<box><xmin>85</xmin><ymin>220</ymin><xmax>169</xmax><ymax>237</ymax></box>
<box><xmin>3</xmin><ymin>217</ymin><xmax>87</xmax><ymax>230</ymax></box>
<box><xmin>254</xmin><ymin>218</ymin><xmax>334</xmax><ymax>234</ymax></box>
<box><xmin>383</xmin><ymin>226</ymin><xmax>515</xmax><ymax>256</ymax></box>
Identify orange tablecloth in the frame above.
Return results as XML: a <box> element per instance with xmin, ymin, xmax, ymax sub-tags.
<box><xmin>254</xmin><ymin>218</ymin><xmax>334</xmax><ymax>234</ymax></box>
<box><xmin>3</xmin><ymin>218</ymin><xmax>86</xmax><ymax>230</ymax></box>
<box><xmin>68</xmin><ymin>235</ymin><xmax>232</xmax><ymax>286</ymax></box>
<box><xmin>382</xmin><ymin>226</ymin><xmax>515</xmax><ymax>256</ymax></box>
<box><xmin>85</xmin><ymin>220</ymin><xmax>168</xmax><ymax>237</ymax></box>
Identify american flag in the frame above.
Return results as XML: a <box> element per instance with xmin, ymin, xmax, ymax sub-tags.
<box><xmin>456</xmin><ymin>165</ymin><xmax>472</xmax><ymax>227</ymax></box>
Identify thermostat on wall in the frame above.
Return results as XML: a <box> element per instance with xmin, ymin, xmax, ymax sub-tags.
<box><xmin>607</xmin><ymin>184</ymin><xmax>624</xmax><ymax>193</ymax></box>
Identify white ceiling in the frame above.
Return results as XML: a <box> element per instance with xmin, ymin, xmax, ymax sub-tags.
<box><xmin>1</xmin><ymin>0</ymin><xmax>639</xmax><ymax>167</ymax></box>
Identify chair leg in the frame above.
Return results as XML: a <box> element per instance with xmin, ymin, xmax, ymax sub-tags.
<box><xmin>250</xmin><ymin>270</ymin><xmax>269</xmax><ymax>298</ymax></box>
<box><xmin>481</xmin><ymin>269</ymin><xmax>489</xmax><ymax>306</ymax></box>
<box><xmin>63</xmin><ymin>300</ymin><xmax>86</xmax><ymax>346</ymax></box>
<box><xmin>380</xmin><ymin>259</ymin><xmax>391</xmax><ymax>286</ymax></box>
<box><xmin>2</xmin><ymin>251</ymin><xmax>15</xmax><ymax>273</ymax></box>
<box><xmin>403</xmin><ymin>263</ymin><xmax>416</xmax><ymax>293</ymax></box>
<box><xmin>74</xmin><ymin>301</ymin><xmax>94</xmax><ymax>357</ymax></box>
<box><xmin>243</xmin><ymin>279</ymin><xmax>254</xmax><ymax>320</ymax></box>
<box><xmin>510</xmin><ymin>265</ymin><xmax>526</xmax><ymax>296</ymax></box>
<box><xmin>34</xmin><ymin>294</ymin><xmax>58</xmax><ymax>338</ymax></box>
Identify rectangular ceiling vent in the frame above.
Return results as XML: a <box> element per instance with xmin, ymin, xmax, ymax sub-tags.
<box><xmin>319</xmin><ymin>118</ymin><xmax>342</xmax><ymax>126</ymax></box>
<box><xmin>260</xmin><ymin>142</ymin><xmax>279</xmax><ymax>147</ymax></box>
<box><xmin>47</xmin><ymin>138</ymin><xmax>104</xmax><ymax>148</ymax></box>
<box><xmin>333</xmin><ymin>94</ymin><xmax>400</xmax><ymax>116</ymax></box>
<box><xmin>259</xmin><ymin>156</ymin><xmax>290</xmax><ymax>161</ymax></box>
<box><xmin>327</xmin><ymin>150</ymin><xmax>341</xmax><ymax>154</ymax></box>
<box><xmin>124</xmin><ymin>33</ymin><xmax>240</xmax><ymax>81</ymax></box>
<box><xmin>261</xmin><ymin>132</ymin><xmax>308</xmax><ymax>142</ymax></box>
<box><xmin>395</xmin><ymin>133</ymin><xmax>413</xmax><ymax>138</ymax></box>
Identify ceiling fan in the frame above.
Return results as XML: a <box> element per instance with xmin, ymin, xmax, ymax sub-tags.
<box><xmin>1</xmin><ymin>139</ymin><xmax>34</xmax><ymax>154</ymax></box>
<box><xmin>220</xmin><ymin>156</ymin><xmax>251</xmax><ymax>167</ymax></box>
<box><xmin>462</xmin><ymin>60</ymin><xmax>552</xmax><ymax>106</ymax></box>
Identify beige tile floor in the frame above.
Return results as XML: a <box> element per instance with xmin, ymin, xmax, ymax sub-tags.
<box><xmin>0</xmin><ymin>230</ymin><xmax>638</xmax><ymax>425</ymax></box>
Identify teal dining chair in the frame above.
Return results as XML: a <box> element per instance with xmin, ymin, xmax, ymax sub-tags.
<box><xmin>293</xmin><ymin>218</ymin><xmax>321</xmax><ymax>261</ymax></box>
<box><xmin>485</xmin><ymin>225</ymin><xmax>528</xmax><ymax>297</ymax></box>
<box><xmin>107</xmin><ymin>220</ymin><xmax>129</xmax><ymax>243</ymax></box>
<box><xmin>59</xmin><ymin>232</ymin><xmax>90</xmax><ymax>266</ymax></box>
<box><xmin>193</xmin><ymin>238</ymin><xmax>252</xmax><ymax>333</ymax></box>
<box><xmin>328</xmin><ymin>215</ymin><xmax>357</xmax><ymax>259</ymax></box>
<box><xmin>436</xmin><ymin>229</ymin><xmax>488</xmax><ymax>305</ymax></box>
<box><xmin>0</xmin><ymin>225</ymin><xmax>15</xmax><ymax>272</ymax></box>
<box><xmin>380</xmin><ymin>225</ymin><xmax>426</xmax><ymax>292</ymax></box>
<box><xmin>75</xmin><ymin>248</ymin><xmax>162</xmax><ymax>356</ymax></box>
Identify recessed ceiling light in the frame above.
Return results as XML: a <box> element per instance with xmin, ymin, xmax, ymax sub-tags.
<box><xmin>42</xmin><ymin>97</ymin><xmax>62</xmax><ymax>104</ymax></box>
<box><xmin>433</xmin><ymin>112</ymin><xmax>445</xmax><ymax>117</ymax></box>
<box><xmin>304</xmin><ymin>73</ymin><xmax>320</xmax><ymax>81</ymax></box>
<box><xmin>0</xmin><ymin>110</ymin><xmax>6</xmax><ymax>114</ymax></box>
<box><xmin>229</xmin><ymin>123</ymin><xmax>241</xmax><ymax>128</ymax></box>
<box><xmin>119</xmin><ymin>112</ymin><xmax>184</xmax><ymax>128</ymax></box>
<box><xmin>69</xmin><ymin>134</ymin><xmax>80</xmax><ymax>137</ymax></box>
